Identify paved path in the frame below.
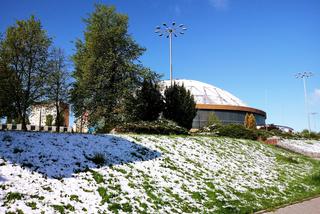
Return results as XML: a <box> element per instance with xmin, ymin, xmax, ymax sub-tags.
<box><xmin>264</xmin><ymin>197</ymin><xmax>320</xmax><ymax>214</ymax></box>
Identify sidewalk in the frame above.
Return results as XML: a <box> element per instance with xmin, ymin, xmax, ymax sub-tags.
<box><xmin>264</xmin><ymin>197</ymin><xmax>320</xmax><ymax>214</ymax></box>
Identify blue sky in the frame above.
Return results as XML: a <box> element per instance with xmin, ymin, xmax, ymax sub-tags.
<box><xmin>1</xmin><ymin>0</ymin><xmax>319</xmax><ymax>131</ymax></box>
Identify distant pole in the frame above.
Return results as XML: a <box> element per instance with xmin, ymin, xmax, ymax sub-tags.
<box><xmin>311</xmin><ymin>112</ymin><xmax>318</xmax><ymax>131</ymax></box>
<box><xmin>295</xmin><ymin>71</ymin><xmax>313</xmax><ymax>132</ymax></box>
<box><xmin>155</xmin><ymin>22</ymin><xmax>187</xmax><ymax>86</ymax></box>
<box><xmin>169</xmin><ymin>32</ymin><xmax>172</xmax><ymax>85</ymax></box>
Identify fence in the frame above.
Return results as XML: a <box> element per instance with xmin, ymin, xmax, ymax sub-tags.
<box><xmin>0</xmin><ymin>124</ymin><xmax>73</xmax><ymax>133</ymax></box>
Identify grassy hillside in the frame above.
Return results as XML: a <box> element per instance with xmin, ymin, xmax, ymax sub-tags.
<box><xmin>0</xmin><ymin>131</ymin><xmax>320</xmax><ymax>213</ymax></box>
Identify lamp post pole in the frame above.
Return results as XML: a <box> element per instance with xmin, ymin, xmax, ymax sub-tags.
<box><xmin>169</xmin><ymin>32</ymin><xmax>172</xmax><ymax>86</ymax></box>
<box><xmin>155</xmin><ymin>22</ymin><xmax>187</xmax><ymax>86</ymax></box>
<box><xmin>295</xmin><ymin>71</ymin><xmax>313</xmax><ymax>132</ymax></box>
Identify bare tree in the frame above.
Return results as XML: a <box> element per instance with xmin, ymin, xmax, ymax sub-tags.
<box><xmin>47</xmin><ymin>48</ymin><xmax>71</xmax><ymax>132</ymax></box>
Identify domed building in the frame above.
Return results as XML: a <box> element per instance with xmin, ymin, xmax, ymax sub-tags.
<box><xmin>160</xmin><ymin>79</ymin><xmax>266</xmax><ymax>129</ymax></box>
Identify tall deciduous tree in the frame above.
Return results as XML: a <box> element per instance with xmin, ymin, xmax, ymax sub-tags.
<box><xmin>163</xmin><ymin>83</ymin><xmax>197</xmax><ymax>130</ymax></box>
<box><xmin>71</xmin><ymin>4</ymin><xmax>149</xmax><ymax>131</ymax></box>
<box><xmin>0</xmin><ymin>16</ymin><xmax>51</xmax><ymax>130</ymax></box>
<box><xmin>47</xmin><ymin>48</ymin><xmax>70</xmax><ymax>131</ymax></box>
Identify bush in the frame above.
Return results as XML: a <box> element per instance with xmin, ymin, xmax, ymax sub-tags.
<box><xmin>207</xmin><ymin>112</ymin><xmax>221</xmax><ymax>126</ymax></box>
<box><xmin>217</xmin><ymin>124</ymin><xmax>258</xmax><ymax>140</ymax></box>
<box><xmin>86</xmin><ymin>152</ymin><xmax>106</xmax><ymax>166</ymax></box>
<box><xmin>114</xmin><ymin>119</ymin><xmax>188</xmax><ymax>135</ymax></box>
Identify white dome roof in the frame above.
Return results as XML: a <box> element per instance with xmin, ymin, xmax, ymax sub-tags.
<box><xmin>160</xmin><ymin>79</ymin><xmax>247</xmax><ymax>106</ymax></box>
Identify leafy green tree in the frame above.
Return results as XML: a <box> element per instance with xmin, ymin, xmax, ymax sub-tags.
<box><xmin>126</xmin><ymin>78</ymin><xmax>164</xmax><ymax>121</ymax></box>
<box><xmin>0</xmin><ymin>16</ymin><xmax>51</xmax><ymax>130</ymax></box>
<box><xmin>46</xmin><ymin>48</ymin><xmax>70</xmax><ymax>131</ymax></box>
<box><xmin>163</xmin><ymin>83</ymin><xmax>197</xmax><ymax>129</ymax></box>
<box><xmin>71</xmin><ymin>4</ymin><xmax>149</xmax><ymax>131</ymax></box>
<box><xmin>207</xmin><ymin>112</ymin><xmax>222</xmax><ymax>126</ymax></box>
<box><xmin>45</xmin><ymin>114</ymin><xmax>53</xmax><ymax>126</ymax></box>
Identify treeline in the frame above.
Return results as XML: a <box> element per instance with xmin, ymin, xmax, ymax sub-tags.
<box><xmin>0</xmin><ymin>4</ymin><xmax>196</xmax><ymax>132</ymax></box>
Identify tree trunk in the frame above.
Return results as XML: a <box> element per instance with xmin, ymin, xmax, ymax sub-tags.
<box><xmin>21</xmin><ymin>116</ymin><xmax>27</xmax><ymax>131</ymax></box>
<box><xmin>56</xmin><ymin>103</ymin><xmax>60</xmax><ymax>133</ymax></box>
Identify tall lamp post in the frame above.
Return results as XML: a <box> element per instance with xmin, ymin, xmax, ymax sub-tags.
<box><xmin>295</xmin><ymin>71</ymin><xmax>313</xmax><ymax>132</ymax></box>
<box><xmin>155</xmin><ymin>22</ymin><xmax>187</xmax><ymax>86</ymax></box>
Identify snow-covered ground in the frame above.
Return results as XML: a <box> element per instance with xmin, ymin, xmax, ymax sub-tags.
<box><xmin>0</xmin><ymin>131</ymin><xmax>319</xmax><ymax>213</ymax></box>
<box><xmin>278</xmin><ymin>139</ymin><xmax>320</xmax><ymax>158</ymax></box>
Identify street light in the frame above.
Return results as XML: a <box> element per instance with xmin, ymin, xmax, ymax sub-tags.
<box><xmin>295</xmin><ymin>71</ymin><xmax>313</xmax><ymax>132</ymax></box>
<box><xmin>155</xmin><ymin>22</ymin><xmax>187</xmax><ymax>86</ymax></box>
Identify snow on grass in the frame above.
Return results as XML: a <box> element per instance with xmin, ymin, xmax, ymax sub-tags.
<box><xmin>0</xmin><ymin>131</ymin><xmax>320</xmax><ymax>213</ymax></box>
<box><xmin>278</xmin><ymin>139</ymin><xmax>320</xmax><ymax>158</ymax></box>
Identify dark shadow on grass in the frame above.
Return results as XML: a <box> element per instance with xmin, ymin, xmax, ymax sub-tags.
<box><xmin>0</xmin><ymin>176</ymin><xmax>7</xmax><ymax>182</ymax></box>
<box><xmin>0</xmin><ymin>131</ymin><xmax>161</xmax><ymax>179</ymax></box>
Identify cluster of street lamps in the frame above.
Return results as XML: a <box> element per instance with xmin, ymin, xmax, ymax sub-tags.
<box><xmin>155</xmin><ymin>22</ymin><xmax>187</xmax><ymax>86</ymax></box>
<box><xmin>295</xmin><ymin>71</ymin><xmax>316</xmax><ymax>132</ymax></box>
<box><xmin>154</xmin><ymin>22</ymin><xmax>317</xmax><ymax>132</ymax></box>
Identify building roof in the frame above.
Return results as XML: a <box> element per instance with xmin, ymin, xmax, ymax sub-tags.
<box><xmin>160</xmin><ymin>79</ymin><xmax>247</xmax><ymax>106</ymax></box>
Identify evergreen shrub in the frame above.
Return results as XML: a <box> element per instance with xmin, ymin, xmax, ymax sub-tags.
<box><xmin>114</xmin><ymin>119</ymin><xmax>188</xmax><ymax>135</ymax></box>
<box><xmin>216</xmin><ymin>124</ymin><xmax>258</xmax><ymax>140</ymax></box>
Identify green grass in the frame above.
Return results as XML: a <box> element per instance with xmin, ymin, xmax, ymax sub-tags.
<box><xmin>51</xmin><ymin>203</ymin><xmax>75</xmax><ymax>214</ymax></box>
<box><xmin>2</xmin><ymin>133</ymin><xmax>320</xmax><ymax>213</ymax></box>
<box><xmin>4</xmin><ymin>192</ymin><xmax>23</xmax><ymax>205</ymax></box>
<box><xmin>70</xmin><ymin>194</ymin><xmax>82</xmax><ymax>203</ymax></box>
<box><xmin>90</xmin><ymin>170</ymin><xmax>104</xmax><ymax>184</ymax></box>
<box><xmin>26</xmin><ymin>201</ymin><xmax>37</xmax><ymax>210</ymax></box>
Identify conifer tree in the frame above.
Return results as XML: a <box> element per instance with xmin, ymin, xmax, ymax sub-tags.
<box><xmin>71</xmin><ymin>4</ymin><xmax>150</xmax><ymax>131</ymax></box>
<box><xmin>127</xmin><ymin>78</ymin><xmax>164</xmax><ymax>121</ymax></box>
<box><xmin>163</xmin><ymin>83</ymin><xmax>196</xmax><ymax>129</ymax></box>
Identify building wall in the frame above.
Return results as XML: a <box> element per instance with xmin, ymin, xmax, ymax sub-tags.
<box><xmin>192</xmin><ymin>109</ymin><xmax>266</xmax><ymax>129</ymax></box>
<box><xmin>29</xmin><ymin>103</ymin><xmax>69</xmax><ymax>127</ymax></box>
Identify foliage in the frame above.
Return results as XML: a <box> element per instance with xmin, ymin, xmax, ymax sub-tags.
<box><xmin>71</xmin><ymin>4</ymin><xmax>152</xmax><ymax>131</ymax></box>
<box><xmin>0</xmin><ymin>60</ymin><xmax>16</xmax><ymax>119</ymax></box>
<box><xmin>0</xmin><ymin>15</ymin><xmax>51</xmax><ymax>130</ymax></box>
<box><xmin>114</xmin><ymin>119</ymin><xmax>188</xmax><ymax>135</ymax></box>
<box><xmin>46</xmin><ymin>48</ymin><xmax>70</xmax><ymax>130</ymax></box>
<box><xmin>4</xmin><ymin>192</ymin><xmax>23</xmax><ymax>205</ymax></box>
<box><xmin>300</xmin><ymin>130</ymin><xmax>320</xmax><ymax>140</ymax></box>
<box><xmin>125</xmin><ymin>78</ymin><xmax>164</xmax><ymax>122</ymax></box>
<box><xmin>244</xmin><ymin>113</ymin><xmax>256</xmax><ymax>129</ymax></box>
<box><xmin>90</xmin><ymin>170</ymin><xmax>104</xmax><ymax>183</ymax></box>
<box><xmin>207</xmin><ymin>112</ymin><xmax>221</xmax><ymax>126</ymax></box>
<box><xmin>45</xmin><ymin>114</ymin><xmax>53</xmax><ymax>126</ymax></box>
<box><xmin>217</xmin><ymin>124</ymin><xmax>258</xmax><ymax>140</ymax></box>
<box><xmin>88</xmin><ymin>152</ymin><xmax>106</xmax><ymax>166</ymax></box>
<box><xmin>163</xmin><ymin>83</ymin><xmax>197</xmax><ymax>130</ymax></box>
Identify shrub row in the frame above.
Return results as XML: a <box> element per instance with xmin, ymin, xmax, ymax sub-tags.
<box><xmin>114</xmin><ymin>119</ymin><xmax>188</xmax><ymax>135</ymax></box>
<box><xmin>199</xmin><ymin>123</ymin><xmax>320</xmax><ymax>141</ymax></box>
